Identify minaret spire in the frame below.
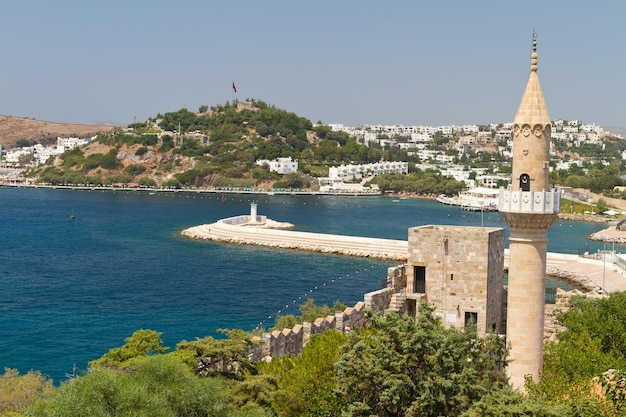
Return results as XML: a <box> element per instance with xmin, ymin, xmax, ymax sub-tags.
<box><xmin>512</xmin><ymin>32</ymin><xmax>551</xmax><ymax>191</ymax></box>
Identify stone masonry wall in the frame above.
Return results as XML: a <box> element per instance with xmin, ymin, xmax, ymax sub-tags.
<box><xmin>250</xmin><ymin>301</ymin><xmax>367</xmax><ymax>362</ymax></box>
<box><xmin>407</xmin><ymin>225</ymin><xmax>505</xmax><ymax>336</ymax></box>
<box><xmin>364</xmin><ymin>265</ymin><xmax>406</xmax><ymax>315</ymax></box>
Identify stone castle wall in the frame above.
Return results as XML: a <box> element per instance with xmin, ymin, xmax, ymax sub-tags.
<box><xmin>364</xmin><ymin>264</ymin><xmax>406</xmax><ymax>315</ymax></box>
<box><xmin>250</xmin><ymin>301</ymin><xmax>367</xmax><ymax>362</ymax></box>
<box><xmin>244</xmin><ymin>258</ymin><xmax>601</xmax><ymax>366</ymax></box>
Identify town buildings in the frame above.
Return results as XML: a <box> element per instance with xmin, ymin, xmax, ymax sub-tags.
<box><xmin>2</xmin><ymin>136</ymin><xmax>94</xmax><ymax>166</ymax></box>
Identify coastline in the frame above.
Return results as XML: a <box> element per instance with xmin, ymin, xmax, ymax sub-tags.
<box><xmin>3</xmin><ymin>182</ymin><xmax>624</xmax><ymax>223</ymax></box>
<box><xmin>589</xmin><ymin>225</ymin><xmax>626</xmax><ymax>243</ymax></box>
<box><xmin>0</xmin><ymin>182</ymin><xmax>382</xmax><ymax>197</ymax></box>
<box><xmin>5</xmin><ymin>181</ymin><xmax>625</xmax><ymax>246</ymax></box>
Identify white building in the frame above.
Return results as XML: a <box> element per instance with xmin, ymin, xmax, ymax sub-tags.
<box><xmin>256</xmin><ymin>157</ymin><xmax>298</xmax><ymax>174</ymax></box>
<box><xmin>327</xmin><ymin>161</ymin><xmax>408</xmax><ymax>182</ymax></box>
<box><xmin>57</xmin><ymin>136</ymin><xmax>93</xmax><ymax>153</ymax></box>
<box><xmin>476</xmin><ymin>174</ymin><xmax>508</xmax><ymax>188</ymax></box>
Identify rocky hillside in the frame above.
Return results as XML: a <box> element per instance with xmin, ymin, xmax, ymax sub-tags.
<box><xmin>0</xmin><ymin>115</ymin><xmax>115</xmax><ymax>148</ymax></box>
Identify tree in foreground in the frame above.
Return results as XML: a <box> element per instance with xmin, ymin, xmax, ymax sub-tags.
<box><xmin>335</xmin><ymin>304</ymin><xmax>509</xmax><ymax>417</ymax></box>
<box><xmin>30</xmin><ymin>355</ymin><xmax>235</xmax><ymax>417</ymax></box>
<box><xmin>173</xmin><ymin>328</ymin><xmax>259</xmax><ymax>378</ymax></box>
<box><xmin>0</xmin><ymin>368</ymin><xmax>54</xmax><ymax>415</ymax></box>
<box><xmin>527</xmin><ymin>291</ymin><xmax>626</xmax><ymax>415</ymax></box>
<box><xmin>257</xmin><ymin>330</ymin><xmax>348</xmax><ymax>416</ymax></box>
<box><xmin>89</xmin><ymin>329</ymin><xmax>169</xmax><ymax>370</ymax></box>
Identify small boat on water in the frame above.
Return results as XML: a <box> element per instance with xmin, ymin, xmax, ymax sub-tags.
<box><xmin>436</xmin><ymin>187</ymin><xmax>499</xmax><ymax>211</ymax></box>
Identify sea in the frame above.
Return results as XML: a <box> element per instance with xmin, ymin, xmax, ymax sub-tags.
<box><xmin>0</xmin><ymin>187</ymin><xmax>616</xmax><ymax>383</ymax></box>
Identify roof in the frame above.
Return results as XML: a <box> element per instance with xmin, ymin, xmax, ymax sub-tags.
<box><xmin>513</xmin><ymin>36</ymin><xmax>551</xmax><ymax>127</ymax></box>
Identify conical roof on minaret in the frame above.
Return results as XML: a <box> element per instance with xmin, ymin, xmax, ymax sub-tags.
<box><xmin>514</xmin><ymin>35</ymin><xmax>550</xmax><ymax>126</ymax></box>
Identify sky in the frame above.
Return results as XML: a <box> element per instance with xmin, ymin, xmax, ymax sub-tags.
<box><xmin>1</xmin><ymin>1</ymin><xmax>624</xmax><ymax>129</ymax></box>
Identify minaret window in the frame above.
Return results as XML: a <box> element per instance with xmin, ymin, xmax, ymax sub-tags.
<box><xmin>520</xmin><ymin>173</ymin><xmax>530</xmax><ymax>191</ymax></box>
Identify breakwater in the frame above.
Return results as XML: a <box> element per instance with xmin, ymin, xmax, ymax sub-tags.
<box><xmin>182</xmin><ymin>215</ymin><xmax>409</xmax><ymax>261</ymax></box>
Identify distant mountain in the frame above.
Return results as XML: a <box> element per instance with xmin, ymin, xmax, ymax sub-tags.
<box><xmin>0</xmin><ymin>115</ymin><xmax>116</xmax><ymax>148</ymax></box>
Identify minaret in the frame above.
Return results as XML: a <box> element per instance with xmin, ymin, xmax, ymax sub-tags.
<box><xmin>499</xmin><ymin>34</ymin><xmax>560</xmax><ymax>390</ymax></box>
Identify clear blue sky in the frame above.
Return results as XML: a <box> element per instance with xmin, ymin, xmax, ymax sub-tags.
<box><xmin>1</xmin><ymin>1</ymin><xmax>624</xmax><ymax>129</ymax></box>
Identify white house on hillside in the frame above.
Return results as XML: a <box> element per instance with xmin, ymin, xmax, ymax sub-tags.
<box><xmin>328</xmin><ymin>161</ymin><xmax>408</xmax><ymax>182</ymax></box>
<box><xmin>57</xmin><ymin>136</ymin><xmax>93</xmax><ymax>154</ymax></box>
<box><xmin>256</xmin><ymin>157</ymin><xmax>298</xmax><ymax>174</ymax></box>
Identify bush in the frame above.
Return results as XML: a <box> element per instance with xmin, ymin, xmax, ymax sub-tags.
<box><xmin>30</xmin><ymin>356</ymin><xmax>231</xmax><ymax>417</ymax></box>
<box><xmin>158</xmin><ymin>135</ymin><xmax>174</xmax><ymax>153</ymax></box>
<box><xmin>0</xmin><ymin>368</ymin><xmax>54</xmax><ymax>414</ymax></box>
<box><xmin>162</xmin><ymin>178</ymin><xmax>181</xmax><ymax>189</ymax></box>
<box><xmin>138</xmin><ymin>177</ymin><xmax>157</xmax><ymax>187</ymax></box>
<box><xmin>124</xmin><ymin>164</ymin><xmax>146</xmax><ymax>176</ymax></box>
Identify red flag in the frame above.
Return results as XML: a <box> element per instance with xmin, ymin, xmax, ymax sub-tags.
<box><xmin>232</xmin><ymin>82</ymin><xmax>237</xmax><ymax>93</ymax></box>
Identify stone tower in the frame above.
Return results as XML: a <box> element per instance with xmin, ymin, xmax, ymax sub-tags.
<box><xmin>498</xmin><ymin>34</ymin><xmax>560</xmax><ymax>389</ymax></box>
<box><xmin>404</xmin><ymin>225</ymin><xmax>505</xmax><ymax>337</ymax></box>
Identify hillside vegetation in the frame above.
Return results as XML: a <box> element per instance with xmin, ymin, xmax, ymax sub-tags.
<box><xmin>31</xmin><ymin>99</ymin><xmax>464</xmax><ymax>194</ymax></box>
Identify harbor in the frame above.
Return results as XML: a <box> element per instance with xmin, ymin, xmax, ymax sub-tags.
<box><xmin>2</xmin><ymin>187</ymin><xmax>624</xmax><ymax>382</ymax></box>
<box><xmin>436</xmin><ymin>187</ymin><xmax>500</xmax><ymax>211</ymax></box>
<box><xmin>182</xmin><ymin>204</ymin><xmax>626</xmax><ymax>293</ymax></box>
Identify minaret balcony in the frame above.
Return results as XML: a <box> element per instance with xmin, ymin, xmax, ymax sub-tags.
<box><xmin>498</xmin><ymin>188</ymin><xmax>560</xmax><ymax>214</ymax></box>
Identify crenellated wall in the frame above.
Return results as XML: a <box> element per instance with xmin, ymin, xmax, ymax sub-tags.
<box><xmin>364</xmin><ymin>264</ymin><xmax>406</xmax><ymax>314</ymax></box>
<box><xmin>250</xmin><ymin>301</ymin><xmax>367</xmax><ymax>361</ymax></box>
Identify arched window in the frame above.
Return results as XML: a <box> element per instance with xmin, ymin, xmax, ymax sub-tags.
<box><xmin>520</xmin><ymin>173</ymin><xmax>530</xmax><ymax>191</ymax></box>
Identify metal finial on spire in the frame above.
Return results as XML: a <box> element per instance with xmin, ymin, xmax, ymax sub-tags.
<box><xmin>530</xmin><ymin>31</ymin><xmax>538</xmax><ymax>72</ymax></box>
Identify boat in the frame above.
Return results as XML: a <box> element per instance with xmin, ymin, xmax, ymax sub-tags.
<box><xmin>436</xmin><ymin>187</ymin><xmax>500</xmax><ymax>211</ymax></box>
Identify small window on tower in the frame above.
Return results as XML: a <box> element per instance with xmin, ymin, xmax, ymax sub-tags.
<box><xmin>520</xmin><ymin>173</ymin><xmax>530</xmax><ymax>191</ymax></box>
<box><xmin>464</xmin><ymin>312</ymin><xmax>478</xmax><ymax>327</ymax></box>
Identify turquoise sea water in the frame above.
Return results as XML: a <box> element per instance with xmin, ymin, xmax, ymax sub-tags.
<box><xmin>0</xmin><ymin>187</ymin><xmax>614</xmax><ymax>382</ymax></box>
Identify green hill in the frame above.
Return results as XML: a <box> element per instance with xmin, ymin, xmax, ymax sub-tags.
<box><xmin>31</xmin><ymin>99</ymin><xmax>384</xmax><ymax>190</ymax></box>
